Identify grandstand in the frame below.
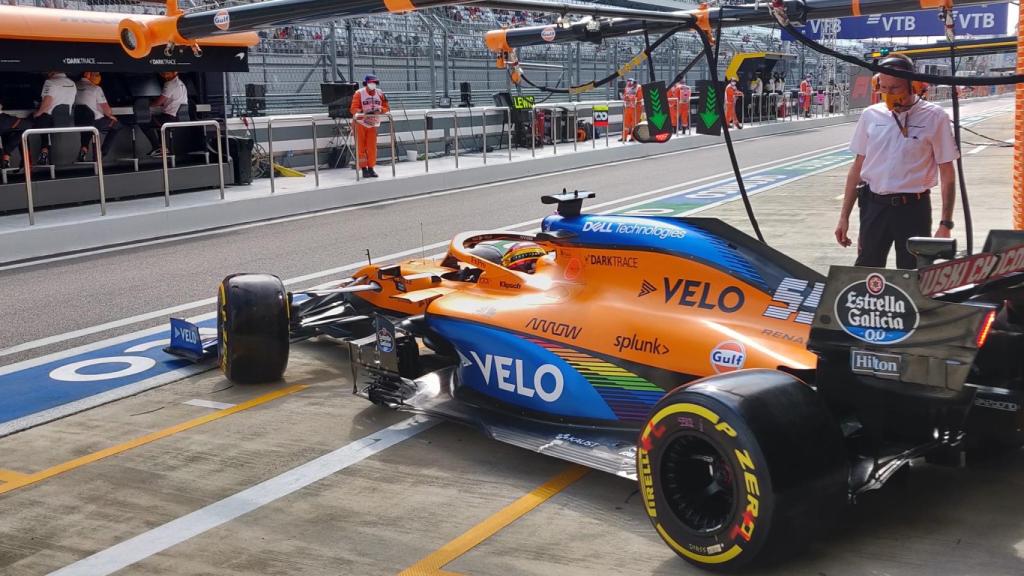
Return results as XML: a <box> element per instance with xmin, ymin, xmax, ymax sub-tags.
<box><xmin>6</xmin><ymin>0</ymin><xmax>870</xmax><ymax>115</ymax></box>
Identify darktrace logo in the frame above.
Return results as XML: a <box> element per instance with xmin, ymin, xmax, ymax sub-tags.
<box><xmin>638</xmin><ymin>279</ymin><xmax>657</xmax><ymax>297</ymax></box>
<box><xmin>588</xmin><ymin>255</ymin><xmax>639</xmax><ymax>268</ymax></box>
<box><xmin>835</xmin><ymin>274</ymin><xmax>919</xmax><ymax>344</ymax></box>
<box><xmin>525</xmin><ymin>318</ymin><xmax>582</xmax><ymax>340</ymax></box>
<box><xmin>615</xmin><ymin>334</ymin><xmax>670</xmax><ymax>355</ymax></box>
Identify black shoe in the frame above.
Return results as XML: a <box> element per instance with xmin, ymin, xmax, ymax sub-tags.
<box><xmin>37</xmin><ymin>150</ymin><xmax>49</xmax><ymax>165</ymax></box>
<box><xmin>367</xmin><ymin>168</ymin><xmax>379</xmax><ymax>178</ymax></box>
<box><xmin>1</xmin><ymin>156</ymin><xmax>9</xmax><ymax>170</ymax></box>
<box><xmin>361</xmin><ymin>168</ymin><xmax>371</xmax><ymax>178</ymax></box>
<box><xmin>77</xmin><ymin>150</ymin><xmax>88</xmax><ymax>163</ymax></box>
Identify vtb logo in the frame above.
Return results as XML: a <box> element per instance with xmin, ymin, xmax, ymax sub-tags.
<box><xmin>638</xmin><ymin>279</ymin><xmax>656</xmax><ymax>297</ymax></box>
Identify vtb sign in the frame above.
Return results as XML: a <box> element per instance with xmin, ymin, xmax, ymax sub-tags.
<box><xmin>782</xmin><ymin>5</ymin><xmax>1008</xmax><ymax>40</ymax></box>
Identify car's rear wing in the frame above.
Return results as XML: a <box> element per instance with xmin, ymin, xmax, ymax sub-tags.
<box><xmin>916</xmin><ymin>231</ymin><xmax>1024</xmax><ymax>301</ymax></box>
<box><xmin>808</xmin><ymin>265</ymin><xmax>994</xmax><ymax>398</ymax></box>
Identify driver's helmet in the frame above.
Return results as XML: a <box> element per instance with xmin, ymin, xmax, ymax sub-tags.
<box><xmin>501</xmin><ymin>242</ymin><xmax>547</xmax><ymax>273</ymax></box>
<box><xmin>467</xmin><ymin>242</ymin><xmax>505</xmax><ymax>265</ymax></box>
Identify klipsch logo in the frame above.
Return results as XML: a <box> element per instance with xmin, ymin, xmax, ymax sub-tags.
<box><xmin>835</xmin><ymin>273</ymin><xmax>919</xmax><ymax>344</ymax></box>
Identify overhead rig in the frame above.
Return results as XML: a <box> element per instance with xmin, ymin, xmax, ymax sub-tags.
<box><xmin>119</xmin><ymin>0</ymin><xmax>1001</xmax><ymax>60</ymax></box>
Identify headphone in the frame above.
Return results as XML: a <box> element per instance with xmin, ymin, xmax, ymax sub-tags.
<box><xmin>871</xmin><ymin>54</ymin><xmax>928</xmax><ymax>97</ymax></box>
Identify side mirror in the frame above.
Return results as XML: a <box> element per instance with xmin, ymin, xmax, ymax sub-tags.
<box><xmin>907</xmin><ymin>237</ymin><xmax>956</xmax><ymax>268</ymax></box>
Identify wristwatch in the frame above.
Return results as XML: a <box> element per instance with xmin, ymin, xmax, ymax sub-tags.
<box><xmin>939</xmin><ymin>220</ymin><xmax>955</xmax><ymax>229</ymax></box>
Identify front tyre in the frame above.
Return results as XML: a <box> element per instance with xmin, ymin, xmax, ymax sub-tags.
<box><xmin>637</xmin><ymin>369</ymin><xmax>847</xmax><ymax>571</ymax></box>
<box><xmin>218</xmin><ymin>273</ymin><xmax>290</xmax><ymax>384</ymax></box>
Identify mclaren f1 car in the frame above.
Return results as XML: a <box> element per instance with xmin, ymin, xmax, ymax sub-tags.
<box><xmin>168</xmin><ymin>191</ymin><xmax>1024</xmax><ymax>570</ymax></box>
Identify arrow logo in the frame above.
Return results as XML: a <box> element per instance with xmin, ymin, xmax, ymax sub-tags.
<box><xmin>648</xmin><ymin>88</ymin><xmax>668</xmax><ymax>130</ymax></box>
<box><xmin>700</xmin><ymin>87</ymin><xmax>720</xmax><ymax>129</ymax></box>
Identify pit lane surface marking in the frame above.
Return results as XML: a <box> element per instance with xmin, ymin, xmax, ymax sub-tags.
<box><xmin>0</xmin><ymin>384</ymin><xmax>306</xmax><ymax>496</ymax></box>
<box><xmin>398</xmin><ymin>465</ymin><xmax>590</xmax><ymax>576</ymax></box>
<box><xmin>0</xmin><ymin>142</ymin><xmax>877</xmax><ymax>437</ymax></box>
<box><xmin>47</xmin><ymin>415</ymin><xmax>440</xmax><ymax>576</ymax></box>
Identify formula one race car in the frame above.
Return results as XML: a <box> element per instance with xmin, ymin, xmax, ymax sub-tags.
<box><xmin>168</xmin><ymin>191</ymin><xmax>1024</xmax><ymax>570</ymax></box>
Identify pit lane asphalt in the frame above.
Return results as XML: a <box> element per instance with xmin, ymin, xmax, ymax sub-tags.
<box><xmin>0</xmin><ymin>98</ymin><xmax>1021</xmax><ymax>576</ymax></box>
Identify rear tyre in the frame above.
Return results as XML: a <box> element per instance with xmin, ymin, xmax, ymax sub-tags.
<box><xmin>637</xmin><ymin>369</ymin><xmax>847</xmax><ymax>571</ymax></box>
<box><xmin>218</xmin><ymin>273</ymin><xmax>290</xmax><ymax>384</ymax></box>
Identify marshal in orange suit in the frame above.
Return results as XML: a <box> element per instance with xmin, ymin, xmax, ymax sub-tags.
<box><xmin>350</xmin><ymin>74</ymin><xmax>390</xmax><ymax>178</ymax></box>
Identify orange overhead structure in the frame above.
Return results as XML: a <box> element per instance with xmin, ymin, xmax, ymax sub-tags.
<box><xmin>1015</xmin><ymin>2</ymin><xmax>1024</xmax><ymax>229</ymax></box>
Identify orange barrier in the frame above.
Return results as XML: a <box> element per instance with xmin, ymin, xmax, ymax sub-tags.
<box><xmin>1015</xmin><ymin>2</ymin><xmax>1024</xmax><ymax>229</ymax></box>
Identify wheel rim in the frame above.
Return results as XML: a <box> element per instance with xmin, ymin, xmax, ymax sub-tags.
<box><xmin>660</xmin><ymin>433</ymin><xmax>737</xmax><ymax>535</ymax></box>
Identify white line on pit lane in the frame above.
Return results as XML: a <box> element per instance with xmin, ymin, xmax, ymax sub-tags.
<box><xmin>0</xmin><ymin>143</ymin><xmax>850</xmax><ymax>361</ymax></box>
<box><xmin>183</xmin><ymin>399</ymin><xmax>236</xmax><ymax>410</ymax></box>
<box><xmin>46</xmin><ymin>415</ymin><xmax>440</xmax><ymax>576</ymax></box>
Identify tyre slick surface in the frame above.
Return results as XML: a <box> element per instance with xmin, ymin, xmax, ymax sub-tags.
<box><xmin>218</xmin><ymin>273</ymin><xmax>289</xmax><ymax>384</ymax></box>
<box><xmin>637</xmin><ymin>369</ymin><xmax>847</xmax><ymax>571</ymax></box>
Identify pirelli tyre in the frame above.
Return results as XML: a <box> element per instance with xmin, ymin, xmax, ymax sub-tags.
<box><xmin>218</xmin><ymin>273</ymin><xmax>290</xmax><ymax>384</ymax></box>
<box><xmin>637</xmin><ymin>369</ymin><xmax>847</xmax><ymax>571</ymax></box>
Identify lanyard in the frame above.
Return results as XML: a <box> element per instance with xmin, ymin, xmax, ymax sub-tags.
<box><xmin>891</xmin><ymin>110</ymin><xmax>910</xmax><ymax>138</ymax></box>
<box><xmin>891</xmin><ymin>98</ymin><xmax>919</xmax><ymax>138</ymax></box>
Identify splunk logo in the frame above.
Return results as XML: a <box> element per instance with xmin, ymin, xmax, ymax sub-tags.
<box><xmin>614</xmin><ymin>333</ymin><xmax>670</xmax><ymax>356</ymax></box>
<box><xmin>469</xmin><ymin>351</ymin><xmax>564</xmax><ymax>402</ymax></box>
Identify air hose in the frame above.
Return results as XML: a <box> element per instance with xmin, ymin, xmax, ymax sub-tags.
<box><xmin>516</xmin><ymin>25</ymin><xmax>684</xmax><ymax>94</ymax></box>
<box><xmin>695</xmin><ymin>9</ymin><xmax>765</xmax><ymax>244</ymax></box>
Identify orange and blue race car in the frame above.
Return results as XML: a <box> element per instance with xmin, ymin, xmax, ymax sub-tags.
<box><xmin>168</xmin><ymin>191</ymin><xmax>1024</xmax><ymax>570</ymax></box>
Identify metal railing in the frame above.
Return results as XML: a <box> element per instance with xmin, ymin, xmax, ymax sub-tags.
<box><xmin>267</xmin><ymin>114</ymin><xmax>329</xmax><ymax>194</ymax></box>
<box><xmin>480</xmin><ymin>107</ymin><xmax>512</xmax><ymax>165</ymax></box>
<box><xmin>423</xmin><ymin>110</ymin><xmax>459</xmax><ymax>172</ymax></box>
<box><xmin>160</xmin><ymin>120</ymin><xmax>224</xmax><ymax>207</ymax></box>
<box><xmin>353</xmin><ymin>112</ymin><xmax>397</xmax><ymax>181</ymax></box>
<box><xmin>21</xmin><ymin>126</ymin><xmax>104</xmax><ymax>226</ymax></box>
<box><xmin>568</xmin><ymin>101</ymin><xmax>620</xmax><ymax>150</ymax></box>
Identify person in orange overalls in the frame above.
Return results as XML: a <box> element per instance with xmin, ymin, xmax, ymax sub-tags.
<box><xmin>349</xmin><ymin>74</ymin><xmax>390</xmax><ymax>178</ymax></box>
<box><xmin>800</xmin><ymin>75</ymin><xmax>813</xmax><ymax>118</ymax></box>
<box><xmin>724</xmin><ymin>78</ymin><xmax>742</xmax><ymax>130</ymax></box>
<box><xmin>667</xmin><ymin>81</ymin><xmax>682</xmax><ymax>132</ymax></box>
<box><xmin>678</xmin><ymin>81</ymin><xmax>692</xmax><ymax>132</ymax></box>
<box><xmin>621</xmin><ymin>78</ymin><xmax>643</xmax><ymax>142</ymax></box>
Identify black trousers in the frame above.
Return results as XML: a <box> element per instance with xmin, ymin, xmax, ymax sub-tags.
<box><xmin>79</xmin><ymin>117</ymin><xmax>123</xmax><ymax>157</ymax></box>
<box><xmin>0</xmin><ymin>114</ymin><xmax>31</xmax><ymax>156</ymax></box>
<box><xmin>142</xmin><ymin>113</ymin><xmax>178</xmax><ymax>150</ymax></box>
<box><xmin>855</xmin><ymin>186</ymin><xmax>932</xmax><ymax>270</ymax></box>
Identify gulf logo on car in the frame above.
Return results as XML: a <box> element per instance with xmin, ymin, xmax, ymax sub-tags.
<box><xmin>711</xmin><ymin>341</ymin><xmax>746</xmax><ymax>373</ymax></box>
<box><xmin>541</xmin><ymin>26</ymin><xmax>557</xmax><ymax>42</ymax></box>
<box><xmin>214</xmin><ymin>10</ymin><xmax>231</xmax><ymax>31</ymax></box>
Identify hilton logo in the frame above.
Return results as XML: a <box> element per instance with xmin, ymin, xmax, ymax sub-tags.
<box><xmin>850</xmin><ymin>350</ymin><xmax>900</xmax><ymax>379</ymax></box>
